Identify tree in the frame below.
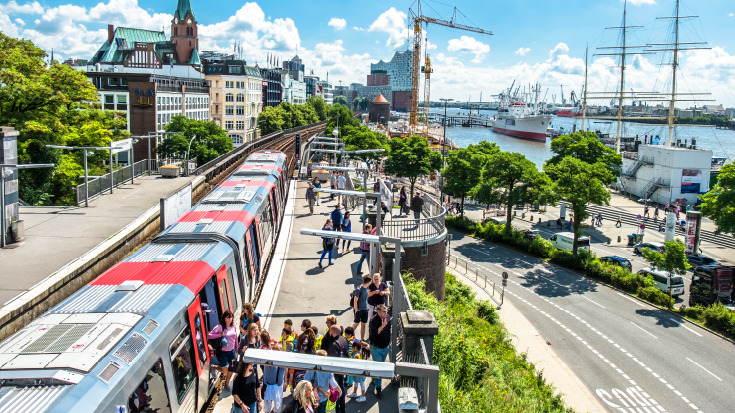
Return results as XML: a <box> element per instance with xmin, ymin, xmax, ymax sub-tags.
<box><xmin>700</xmin><ymin>162</ymin><xmax>735</xmax><ymax>235</ymax></box>
<box><xmin>340</xmin><ymin>124</ymin><xmax>388</xmax><ymax>161</ymax></box>
<box><xmin>544</xmin><ymin>157</ymin><xmax>613</xmax><ymax>255</ymax></box>
<box><xmin>327</xmin><ymin>104</ymin><xmax>359</xmax><ymax>135</ymax></box>
<box><xmin>475</xmin><ymin>151</ymin><xmax>550</xmax><ymax>231</ymax></box>
<box><xmin>333</xmin><ymin>95</ymin><xmax>348</xmax><ymax>107</ymax></box>
<box><xmin>384</xmin><ymin>135</ymin><xmax>442</xmax><ymax>198</ymax></box>
<box><xmin>441</xmin><ymin>147</ymin><xmax>484</xmax><ymax>218</ymax></box>
<box><xmin>257</xmin><ymin>106</ymin><xmax>286</xmax><ymax>135</ymax></box>
<box><xmin>156</xmin><ymin>115</ymin><xmax>233</xmax><ymax>166</ymax></box>
<box><xmin>547</xmin><ymin>131</ymin><xmax>622</xmax><ymax>178</ymax></box>
<box><xmin>305</xmin><ymin>96</ymin><xmax>327</xmax><ymax>121</ymax></box>
<box><xmin>641</xmin><ymin>239</ymin><xmax>690</xmax><ymax>276</ymax></box>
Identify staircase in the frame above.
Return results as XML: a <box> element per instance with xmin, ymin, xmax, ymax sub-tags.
<box><xmin>622</xmin><ymin>156</ymin><xmax>654</xmax><ymax>179</ymax></box>
<box><xmin>642</xmin><ymin>178</ymin><xmax>671</xmax><ymax>199</ymax></box>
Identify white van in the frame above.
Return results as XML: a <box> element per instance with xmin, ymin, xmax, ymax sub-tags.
<box><xmin>549</xmin><ymin>232</ymin><xmax>591</xmax><ymax>253</ymax></box>
<box><xmin>638</xmin><ymin>268</ymin><xmax>685</xmax><ymax>297</ymax></box>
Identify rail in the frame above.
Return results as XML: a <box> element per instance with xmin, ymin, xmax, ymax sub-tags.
<box><xmin>447</xmin><ymin>253</ymin><xmax>501</xmax><ymax>306</ymax></box>
<box><xmin>75</xmin><ymin>159</ymin><xmax>149</xmax><ymax>205</ymax></box>
<box><xmin>381</xmin><ymin>210</ymin><xmax>446</xmax><ymax>241</ymax></box>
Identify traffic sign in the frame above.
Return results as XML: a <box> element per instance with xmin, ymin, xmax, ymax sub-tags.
<box><xmin>639</xmin><ymin>224</ymin><xmax>645</xmax><ymax>230</ymax></box>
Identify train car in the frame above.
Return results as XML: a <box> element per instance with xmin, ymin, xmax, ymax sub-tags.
<box><xmin>0</xmin><ymin>151</ymin><xmax>290</xmax><ymax>413</ymax></box>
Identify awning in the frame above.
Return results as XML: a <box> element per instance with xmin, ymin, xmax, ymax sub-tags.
<box><xmin>241</xmin><ymin>348</ymin><xmax>394</xmax><ymax>379</ymax></box>
<box><xmin>300</xmin><ymin>229</ymin><xmax>380</xmax><ymax>243</ymax></box>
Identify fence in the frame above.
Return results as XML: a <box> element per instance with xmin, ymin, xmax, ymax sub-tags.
<box><xmin>447</xmin><ymin>253</ymin><xmax>502</xmax><ymax>306</ymax></box>
<box><xmin>381</xmin><ymin>210</ymin><xmax>446</xmax><ymax>241</ymax></box>
<box><xmin>75</xmin><ymin>159</ymin><xmax>149</xmax><ymax>205</ymax></box>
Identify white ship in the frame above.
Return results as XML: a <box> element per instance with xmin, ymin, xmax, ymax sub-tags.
<box><xmin>492</xmin><ymin>83</ymin><xmax>553</xmax><ymax>141</ymax></box>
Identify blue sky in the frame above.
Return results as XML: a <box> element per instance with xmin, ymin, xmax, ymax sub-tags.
<box><xmin>1</xmin><ymin>0</ymin><xmax>734</xmax><ymax>107</ymax></box>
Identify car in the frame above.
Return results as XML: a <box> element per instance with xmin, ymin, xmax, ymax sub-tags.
<box><xmin>686</xmin><ymin>254</ymin><xmax>720</xmax><ymax>270</ymax></box>
<box><xmin>638</xmin><ymin>267</ymin><xmax>685</xmax><ymax>297</ymax></box>
<box><xmin>633</xmin><ymin>242</ymin><xmax>665</xmax><ymax>255</ymax></box>
<box><xmin>600</xmin><ymin>256</ymin><xmax>633</xmax><ymax>272</ymax></box>
<box><xmin>482</xmin><ymin>217</ymin><xmax>504</xmax><ymax>226</ymax></box>
<box><xmin>523</xmin><ymin>229</ymin><xmax>540</xmax><ymax>240</ymax></box>
<box><xmin>689</xmin><ymin>265</ymin><xmax>734</xmax><ymax>306</ymax></box>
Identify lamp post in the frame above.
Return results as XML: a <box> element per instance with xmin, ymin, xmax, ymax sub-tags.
<box><xmin>1</xmin><ymin>163</ymin><xmax>55</xmax><ymax>247</ymax></box>
<box><xmin>439</xmin><ymin>98</ymin><xmax>453</xmax><ymax>204</ymax></box>
<box><xmin>46</xmin><ymin>145</ymin><xmax>121</xmax><ymax>207</ymax></box>
<box><xmin>185</xmin><ymin>134</ymin><xmax>197</xmax><ymax>176</ymax></box>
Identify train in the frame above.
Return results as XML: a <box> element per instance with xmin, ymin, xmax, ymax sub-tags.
<box><xmin>0</xmin><ymin>150</ymin><xmax>291</xmax><ymax>413</ymax></box>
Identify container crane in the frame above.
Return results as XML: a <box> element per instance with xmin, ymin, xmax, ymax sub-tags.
<box><xmin>409</xmin><ymin>1</ymin><xmax>493</xmax><ymax>136</ymax></box>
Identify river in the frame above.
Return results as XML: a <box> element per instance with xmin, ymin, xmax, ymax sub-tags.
<box><xmin>431</xmin><ymin>107</ymin><xmax>734</xmax><ymax>169</ymax></box>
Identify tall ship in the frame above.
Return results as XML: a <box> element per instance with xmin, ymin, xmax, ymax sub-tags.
<box><xmin>492</xmin><ymin>82</ymin><xmax>553</xmax><ymax>141</ymax></box>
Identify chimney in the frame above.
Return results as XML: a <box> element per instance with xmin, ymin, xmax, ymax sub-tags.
<box><xmin>108</xmin><ymin>24</ymin><xmax>114</xmax><ymax>44</ymax></box>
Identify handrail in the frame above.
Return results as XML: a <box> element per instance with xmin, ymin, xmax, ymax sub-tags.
<box><xmin>381</xmin><ymin>209</ymin><xmax>446</xmax><ymax>241</ymax></box>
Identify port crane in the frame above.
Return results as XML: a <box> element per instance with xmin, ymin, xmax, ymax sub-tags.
<box><xmin>409</xmin><ymin>0</ymin><xmax>492</xmax><ymax>136</ymax></box>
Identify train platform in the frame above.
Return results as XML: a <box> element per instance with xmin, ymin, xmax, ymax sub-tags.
<box><xmin>0</xmin><ymin>174</ymin><xmax>196</xmax><ymax>311</ymax></box>
<box><xmin>215</xmin><ymin>178</ymin><xmax>396</xmax><ymax>413</ymax></box>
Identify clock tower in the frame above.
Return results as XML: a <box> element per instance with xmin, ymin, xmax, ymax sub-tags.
<box><xmin>171</xmin><ymin>0</ymin><xmax>198</xmax><ymax>64</ymax></box>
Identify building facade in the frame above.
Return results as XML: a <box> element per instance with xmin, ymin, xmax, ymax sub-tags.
<box><xmin>205</xmin><ymin>61</ymin><xmax>262</xmax><ymax>146</ymax></box>
<box><xmin>259</xmin><ymin>67</ymin><xmax>282</xmax><ymax>108</ymax></box>
<box><xmin>281</xmin><ymin>72</ymin><xmax>306</xmax><ymax>105</ymax></box>
<box><xmin>370</xmin><ymin>50</ymin><xmax>413</xmax><ymax>111</ymax></box>
<box><xmin>317</xmin><ymin>79</ymin><xmax>333</xmax><ymax>105</ymax></box>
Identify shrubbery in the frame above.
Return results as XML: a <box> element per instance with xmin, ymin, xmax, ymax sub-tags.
<box><xmin>679</xmin><ymin>303</ymin><xmax>735</xmax><ymax>337</ymax></box>
<box><xmin>404</xmin><ymin>273</ymin><xmax>571</xmax><ymax>413</ymax></box>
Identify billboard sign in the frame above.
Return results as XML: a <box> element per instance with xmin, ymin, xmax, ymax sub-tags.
<box><xmin>684</xmin><ymin>211</ymin><xmax>702</xmax><ymax>254</ymax></box>
<box><xmin>681</xmin><ymin>169</ymin><xmax>702</xmax><ymax>194</ymax></box>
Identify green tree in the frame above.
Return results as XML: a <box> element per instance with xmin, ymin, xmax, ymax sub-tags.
<box><xmin>327</xmin><ymin>104</ymin><xmax>359</xmax><ymax>135</ymax></box>
<box><xmin>700</xmin><ymin>162</ymin><xmax>735</xmax><ymax>235</ymax></box>
<box><xmin>641</xmin><ymin>239</ymin><xmax>691</xmax><ymax>276</ymax></box>
<box><xmin>358</xmin><ymin>97</ymin><xmax>369</xmax><ymax>111</ymax></box>
<box><xmin>340</xmin><ymin>124</ymin><xmax>388</xmax><ymax>161</ymax></box>
<box><xmin>544</xmin><ymin>157</ymin><xmax>613</xmax><ymax>255</ymax></box>
<box><xmin>547</xmin><ymin>131</ymin><xmax>622</xmax><ymax>177</ymax></box>
<box><xmin>441</xmin><ymin>147</ymin><xmax>484</xmax><ymax>218</ymax></box>
<box><xmin>384</xmin><ymin>135</ymin><xmax>442</xmax><ymax>198</ymax></box>
<box><xmin>156</xmin><ymin>115</ymin><xmax>233</xmax><ymax>166</ymax></box>
<box><xmin>333</xmin><ymin>95</ymin><xmax>348</xmax><ymax>107</ymax></box>
<box><xmin>257</xmin><ymin>106</ymin><xmax>286</xmax><ymax>135</ymax></box>
<box><xmin>475</xmin><ymin>151</ymin><xmax>550</xmax><ymax>231</ymax></box>
<box><xmin>305</xmin><ymin>96</ymin><xmax>327</xmax><ymax>121</ymax></box>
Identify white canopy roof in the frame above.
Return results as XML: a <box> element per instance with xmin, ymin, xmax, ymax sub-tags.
<box><xmin>241</xmin><ymin>348</ymin><xmax>394</xmax><ymax>379</ymax></box>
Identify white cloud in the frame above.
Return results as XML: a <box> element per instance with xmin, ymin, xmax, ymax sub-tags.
<box><xmin>515</xmin><ymin>47</ymin><xmax>531</xmax><ymax>56</ymax></box>
<box><xmin>426</xmin><ymin>40</ymin><xmax>437</xmax><ymax>51</ymax></box>
<box><xmin>626</xmin><ymin>0</ymin><xmax>656</xmax><ymax>5</ymax></box>
<box><xmin>549</xmin><ymin>42</ymin><xmax>570</xmax><ymax>58</ymax></box>
<box><xmin>14</xmin><ymin>17</ymin><xmax>24</xmax><ymax>25</ymax></box>
<box><xmin>0</xmin><ymin>1</ymin><xmax>43</xmax><ymax>14</ymax></box>
<box><xmin>368</xmin><ymin>7</ymin><xmax>411</xmax><ymax>49</ymax></box>
<box><xmin>328</xmin><ymin>17</ymin><xmax>346</xmax><ymax>31</ymax></box>
<box><xmin>729</xmin><ymin>13</ymin><xmax>734</xmax><ymax>17</ymax></box>
<box><xmin>353</xmin><ymin>26</ymin><xmax>365</xmax><ymax>31</ymax></box>
<box><xmin>447</xmin><ymin>35</ymin><xmax>490</xmax><ymax>63</ymax></box>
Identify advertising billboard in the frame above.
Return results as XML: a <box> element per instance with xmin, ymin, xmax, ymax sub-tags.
<box><xmin>681</xmin><ymin>169</ymin><xmax>702</xmax><ymax>194</ymax></box>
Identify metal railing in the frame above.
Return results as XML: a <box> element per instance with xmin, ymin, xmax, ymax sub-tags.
<box><xmin>447</xmin><ymin>254</ymin><xmax>501</xmax><ymax>306</ymax></box>
<box><xmin>382</xmin><ymin>210</ymin><xmax>446</xmax><ymax>241</ymax></box>
<box><xmin>75</xmin><ymin>159</ymin><xmax>148</xmax><ymax>205</ymax></box>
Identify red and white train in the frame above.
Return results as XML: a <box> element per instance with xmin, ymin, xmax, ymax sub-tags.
<box><xmin>0</xmin><ymin>150</ymin><xmax>290</xmax><ymax>413</ymax></box>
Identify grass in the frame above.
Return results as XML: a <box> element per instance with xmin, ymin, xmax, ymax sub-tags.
<box><xmin>405</xmin><ymin>273</ymin><xmax>573</xmax><ymax>413</ymax></box>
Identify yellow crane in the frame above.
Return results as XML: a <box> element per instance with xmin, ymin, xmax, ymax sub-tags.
<box><xmin>409</xmin><ymin>2</ymin><xmax>493</xmax><ymax>136</ymax></box>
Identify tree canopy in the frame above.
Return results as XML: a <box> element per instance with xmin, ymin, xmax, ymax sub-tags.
<box><xmin>700</xmin><ymin>162</ymin><xmax>735</xmax><ymax>235</ymax></box>
<box><xmin>442</xmin><ymin>143</ymin><xmax>499</xmax><ymax>217</ymax></box>
<box><xmin>333</xmin><ymin>95</ymin><xmax>348</xmax><ymax>107</ymax></box>
<box><xmin>257</xmin><ymin>98</ymin><xmax>328</xmax><ymax>135</ymax></box>
<box><xmin>545</xmin><ymin>131</ymin><xmax>622</xmax><ymax>181</ymax></box>
<box><xmin>155</xmin><ymin>115</ymin><xmax>233</xmax><ymax>166</ymax></box>
<box><xmin>641</xmin><ymin>239</ymin><xmax>690</xmax><ymax>276</ymax></box>
<box><xmin>384</xmin><ymin>135</ymin><xmax>442</xmax><ymax>198</ymax></box>
<box><xmin>340</xmin><ymin>124</ymin><xmax>388</xmax><ymax>161</ymax></box>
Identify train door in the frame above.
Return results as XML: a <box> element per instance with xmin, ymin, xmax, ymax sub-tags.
<box><xmin>247</xmin><ymin>225</ymin><xmax>260</xmax><ymax>297</ymax></box>
<box><xmin>270</xmin><ymin>190</ymin><xmax>279</xmax><ymax>231</ymax></box>
<box><xmin>187</xmin><ymin>296</ymin><xmax>210</xmax><ymax>412</ymax></box>
<box><xmin>216</xmin><ymin>265</ymin><xmax>233</xmax><ymax>314</ymax></box>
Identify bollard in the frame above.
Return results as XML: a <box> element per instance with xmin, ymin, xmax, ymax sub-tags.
<box><xmin>530</xmin><ymin>215</ymin><xmax>533</xmax><ymax>221</ymax></box>
<box><xmin>538</xmin><ymin>218</ymin><xmax>542</xmax><ymax>224</ymax></box>
<box><xmin>514</xmin><ymin>211</ymin><xmax>517</xmax><ymax>217</ymax></box>
<box><xmin>547</xmin><ymin>220</ymin><xmax>550</xmax><ymax>227</ymax></box>
<box><xmin>522</xmin><ymin>213</ymin><xmax>525</xmax><ymax>219</ymax></box>
<box><xmin>618</xmin><ymin>235</ymin><xmax>621</xmax><ymax>243</ymax></box>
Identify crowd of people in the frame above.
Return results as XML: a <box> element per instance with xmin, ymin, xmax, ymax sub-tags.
<box><xmin>207</xmin><ymin>272</ymin><xmax>391</xmax><ymax>413</ymax></box>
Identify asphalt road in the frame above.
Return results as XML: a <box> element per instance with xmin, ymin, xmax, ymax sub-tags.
<box><xmin>448</xmin><ymin>229</ymin><xmax>735</xmax><ymax>413</ymax></box>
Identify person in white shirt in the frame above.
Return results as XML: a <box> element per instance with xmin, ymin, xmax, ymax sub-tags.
<box><xmin>336</xmin><ymin>172</ymin><xmax>347</xmax><ymax>205</ymax></box>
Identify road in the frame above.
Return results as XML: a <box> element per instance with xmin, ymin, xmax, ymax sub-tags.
<box><xmin>448</xmin><ymin>229</ymin><xmax>735</xmax><ymax>413</ymax></box>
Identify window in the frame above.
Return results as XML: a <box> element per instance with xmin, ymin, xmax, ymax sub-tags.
<box><xmin>117</xmin><ymin>95</ymin><xmax>127</xmax><ymax>104</ymax></box>
<box><xmin>225</xmin><ymin>93</ymin><xmax>234</xmax><ymax>102</ymax></box>
<box><xmin>236</xmin><ymin>93</ymin><xmax>245</xmax><ymax>102</ymax></box>
<box><xmin>169</xmin><ymin>328</ymin><xmax>196</xmax><ymax>402</ymax></box>
<box><xmin>236</xmin><ymin>121</ymin><xmax>244</xmax><ymax>130</ymax></box>
<box><xmin>104</xmin><ymin>95</ymin><xmax>114</xmax><ymax>104</ymax></box>
<box><xmin>225</xmin><ymin>105</ymin><xmax>234</xmax><ymax>115</ymax></box>
<box><xmin>121</xmin><ymin>78</ymin><xmax>128</xmax><ymax>86</ymax></box>
<box><xmin>226</xmin><ymin>81</ymin><xmax>234</xmax><ymax>88</ymax></box>
<box><xmin>225</xmin><ymin>121</ymin><xmax>233</xmax><ymax>129</ymax></box>
<box><xmin>229</xmin><ymin>66</ymin><xmax>241</xmax><ymax>74</ymax></box>
<box><xmin>230</xmin><ymin>135</ymin><xmax>243</xmax><ymax>145</ymax></box>
<box><xmin>127</xmin><ymin>359</ymin><xmax>171</xmax><ymax>413</ymax></box>
<box><xmin>236</xmin><ymin>106</ymin><xmax>245</xmax><ymax>116</ymax></box>
<box><xmin>108</xmin><ymin>77</ymin><xmax>118</xmax><ymax>86</ymax></box>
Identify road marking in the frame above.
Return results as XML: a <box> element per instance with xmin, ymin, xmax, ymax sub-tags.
<box><xmin>630</xmin><ymin>322</ymin><xmax>657</xmax><ymax>339</ymax></box>
<box><xmin>539</xmin><ymin>275</ymin><xmax>566</xmax><ymax>288</ymax></box>
<box><xmin>669</xmin><ymin>318</ymin><xmax>703</xmax><ymax>337</ymax></box>
<box><xmin>583</xmin><ymin>296</ymin><xmax>606</xmax><ymax>309</ymax></box>
<box><xmin>686</xmin><ymin>357</ymin><xmax>722</xmax><ymax>382</ymax></box>
<box><xmin>617</xmin><ymin>292</ymin><xmax>645</xmax><ymax>307</ymax></box>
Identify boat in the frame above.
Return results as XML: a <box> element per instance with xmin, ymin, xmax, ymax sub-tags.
<box><xmin>491</xmin><ymin>82</ymin><xmax>553</xmax><ymax>141</ymax></box>
<box><xmin>555</xmin><ymin>108</ymin><xmax>582</xmax><ymax>118</ymax></box>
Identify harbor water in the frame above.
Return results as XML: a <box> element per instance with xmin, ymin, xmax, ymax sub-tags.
<box><xmin>434</xmin><ymin>107</ymin><xmax>734</xmax><ymax>169</ymax></box>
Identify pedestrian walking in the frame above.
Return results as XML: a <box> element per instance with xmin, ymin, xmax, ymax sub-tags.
<box><xmin>351</xmin><ymin>276</ymin><xmax>371</xmax><ymax>341</ymax></box>
<box><xmin>231</xmin><ymin>362</ymin><xmax>262</xmax><ymax>413</ymax></box>
<box><xmin>261</xmin><ymin>341</ymin><xmax>286</xmax><ymax>413</ymax></box>
<box><xmin>336</xmin><ymin>172</ymin><xmax>346</xmax><ymax>205</ymax></box>
<box><xmin>356</xmin><ymin>224</ymin><xmax>372</xmax><ymax>275</ymax></box>
<box><xmin>556</xmin><ymin>218</ymin><xmax>562</xmax><ymax>230</ymax></box>
<box><xmin>372</xmin><ymin>179</ymin><xmax>381</xmax><ymax>206</ymax></box>
<box><xmin>367</xmin><ymin>273</ymin><xmax>389</xmax><ymax>323</ymax></box>
<box><xmin>664</xmin><ymin>202</ymin><xmax>670</xmax><ymax>213</ymax></box>
<box><xmin>306</xmin><ymin>182</ymin><xmax>316</xmax><ymax>215</ymax></box>
<box><xmin>654</xmin><ymin>206</ymin><xmax>659</xmax><ymax>220</ymax></box>
<box><xmin>326</xmin><ymin>326</ymin><xmax>349</xmax><ymax>413</ymax></box>
<box><xmin>331</xmin><ymin>204</ymin><xmax>343</xmax><ymax>233</ymax></box>
<box><xmin>239</xmin><ymin>302</ymin><xmax>261</xmax><ymax>341</ymax></box>
<box><xmin>410</xmin><ymin>192</ymin><xmax>424</xmax><ymax>220</ymax></box>
<box><xmin>591</xmin><ymin>215</ymin><xmax>595</xmax><ymax>226</ymax></box>
<box><xmin>313</xmin><ymin>177</ymin><xmax>321</xmax><ymax>206</ymax></box>
<box><xmin>207</xmin><ymin>310</ymin><xmax>238</xmax><ymax>391</ymax></box>
<box><xmin>615</xmin><ymin>216</ymin><xmax>622</xmax><ymax>228</ymax></box>
<box><xmin>644</xmin><ymin>205</ymin><xmax>650</xmax><ymax>218</ymax></box>
<box><xmin>341</xmin><ymin>212</ymin><xmax>352</xmax><ymax>253</ymax></box>
<box><xmin>304</xmin><ymin>351</ymin><xmax>342</xmax><ymax>413</ymax></box>
<box><xmin>597</xmin><ymin>213</ymin><xmax>603</xmax><ymax>226</ymax></box>
<box><xmin>369</xmin><ymin>304</ymin><xmax>391</xmax><ymax>397</ymax></box>
<box><xmin>285</xmin><ymin>380</ymin><xmax>319</xmax><ymax>413</ymax></box>
<box><xmin>398</xmin><ymin>186</ymin><xmax>408</xmax><ymax>216</ymax></box>
<box><xmin>329</xmin><ymin>172</ymin><xmax>336</xmax><ymax>201</ymax></box>
<box><xmin>568</xmin><ymin>218</ymin><xmax>573</xmax><ymax>230</ymax></box>
<box><xmin>318</xmin><ymin>220</ymin><xmax>334</xmax><ymax>268</ymax></box>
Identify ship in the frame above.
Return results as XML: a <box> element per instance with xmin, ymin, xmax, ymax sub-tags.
<box><xmin>491</xmin><ymin>82</ymin><xmax>553</xmax><ymax>141</ymax></box>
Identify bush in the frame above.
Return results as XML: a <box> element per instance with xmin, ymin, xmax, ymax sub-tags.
<box><xmin>636</xmin><ymin>286</ymin><xmax>673</xmax><ymax>308</ymax></box>
<box><xmin>446</xmin><ymin>215</ymin><xmax>479</xmax><ymax>234</ymax></box>
<box><xmin>549</xmin><ymin>249</ymin><xmax>584</xmax><ymax>270</ymax></box>
<box><xmin>528</xmin><ymin>237</ymin><xmax>554</xmax><ymax>258</ymax></box>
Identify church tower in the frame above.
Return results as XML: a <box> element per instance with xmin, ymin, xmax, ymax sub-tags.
<box><xmin>170</xmin><ymin>0</ymin><xmax>199</xmax><ymax>64</ymax></box>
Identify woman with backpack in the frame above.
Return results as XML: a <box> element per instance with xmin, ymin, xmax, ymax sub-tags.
<box><xmin>341</xmin><ymin>211</ymin><xmax>352</xmax><ymax>253</ymax></box>
<box><xmin>318</xmin><ymin>219</ymin><xmax>334</xmax><ymax>268</ymax></box>
<box><xmin>207</xmin><ymin>310</ymin><xmax>238</xmax><ymax>391</ymax></box>
<box><xmin>239</xmin><ymin>302</ymin><xmax>261</xmax><ymax>341</ymax></box>
<box><xmin>261</xmin><ymin>336</ymin><xmax>286</xmax><ymax>413</ymax></box>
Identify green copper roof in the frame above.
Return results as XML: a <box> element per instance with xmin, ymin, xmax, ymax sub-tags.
<box><xmin>189</xmin><ymin>47</ymin><xmax>201</xmax><ymax>65</ymax></box>
<box><xmin>175</xmin><ymin>0</ymin><xmax>195</xmax><ymax>21</ymax></box>
<box><xmin>90</xmin><ymin>27</ymin><xmax>169</xmax><ymax>63</ymax></box>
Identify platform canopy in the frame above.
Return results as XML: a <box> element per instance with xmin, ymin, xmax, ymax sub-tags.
<box><xmin>300</xmin><ymin>229</ymin><xmax>380</xmax><ymax>243</ymax></box>
<box><xmin>241</xmin><ymin>348</ymin><xmax>394</xmax><ymax>379</ymax></box>
<box><xmin>314</xmin><ymin>188</ymin><xmax>379</xmax><ymax>198</ymax></box>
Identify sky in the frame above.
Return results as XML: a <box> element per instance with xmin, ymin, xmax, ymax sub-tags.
<box><xmin>1</xmin><ymin>0</ymin><xmax>734</xmax><ymax>108</ymax></box>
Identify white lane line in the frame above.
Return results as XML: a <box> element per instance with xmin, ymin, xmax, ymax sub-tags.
<box><xmin>669</xmin><ymin>318</ymin><xmax>703</xmax><ymax>337</ymax></box>
<box><xmin>583</xmin><ymin>296</ymin><xmax>606</xmax><ymax>309</ymax></box>
<box><xmin>630</xmin><ymin>322</ymin><xmax>657</xmax><ymax>339</ymax></box>
<box><xmin>539</xmin><ymin>275</ymin><xmax>566</xmax><ymax>288</ymax></box>
<box><xmin>686</xmin><ymin>357</ymin><xmax>722</xmax><ymax>382</ymax></box>
<box><xmin>617</xmin><ymin>292</ymin><xmax>645</xmax><ymax>307</ymax></box>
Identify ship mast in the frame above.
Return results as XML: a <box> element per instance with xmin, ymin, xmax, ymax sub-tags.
<box><xmin>666</xmin><ymin>0</ymin><xmax>681</xmax><ymax>146</ymax></box>
<box><xmin>615</xmin><ymin>1</ymin><xmax>628</xmax><ymax>153</ymax></box>
<box><xmin>581</xmin><ymin>45</ymin><xmax>589</xmax><ymax>131</ymax></box>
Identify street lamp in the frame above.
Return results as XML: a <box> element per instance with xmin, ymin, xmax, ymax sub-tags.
<box><xmin>1</xmin><ymin>163</ymin><xmax>55</xmax><ymax>247</ymax></box>
<box><xmin>439</xmin><ymin>98</ymin><xmax>454</xmax><ymax>203</ymax></box>
<box><xmin>185</xmin><ymin>134</ymin><xmax>197</xmax><ymax>176</ymax></box>
<box><xmin>46</xmin><ymin>145</ymin><xmax>121</xmax><ymax>207</ymax></box>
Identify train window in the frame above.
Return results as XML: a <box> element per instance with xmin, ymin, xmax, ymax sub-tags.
<box><xmin>193</xmin><ymin>313</ymin><xmax>207</xmax><ymax>370</ymax></box>
<box><xmin>169</xmin><ymin>329</ymin><xmax>196</xmax><ymax>402</ymax></box>
<box><xmin>219</xmin><ymin>279</ymin><xmax>230</xmax><ymax>313</ymax></box>
<box><xmin>127</xmin><ymin>359</ymin><xmax>171</xmax><ymax>413</ymax></box>
<box><xmin>249</xmin><ymin>225</ymin><xmax>259</xmax><ymax>270</ymax></box>
<box><xmin>270</xmin><ymin>190</ymin><xmax>279</xmax><ymax>222</ymax></box>
<box><xmin>226</xmin><ymin>267</ymin><xmax>240</xmax><ymax>310</ymax></box>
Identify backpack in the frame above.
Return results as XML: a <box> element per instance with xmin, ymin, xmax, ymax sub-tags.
<box><xmin>349</xmin><ymin>288</ymin><xmax>360</xmax><ymax>307</ymax></box>
<box><xmin>314</xmin><ymin>334</ymin><xmax>323</xmax><ymax>350</ymax></box>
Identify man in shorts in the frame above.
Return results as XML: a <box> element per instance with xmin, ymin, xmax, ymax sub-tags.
<box><xmin>351</xmin><ymin>275</ymin><xmax>371</xmax><ymax>340</ymax></box>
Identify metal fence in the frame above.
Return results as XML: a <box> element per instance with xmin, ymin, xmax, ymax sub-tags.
<box><xmin>447</xmin><ymin>253</ymin><xmax>501</xmax><ymax>306</ymax></box>
<box><xmin>381</xmin><ymin>210</ymin><xmax>446</xmax><ymax>241</ymax></box>
<box><xmin>75</xmin><ymin>159</ymin><xmax>148</xmax><ymax>205</ymax></box>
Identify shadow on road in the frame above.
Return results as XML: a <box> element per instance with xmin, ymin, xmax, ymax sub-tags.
<box><xmin>634</xmin><ymin>308</ymin><xmax>682</xmax><ymax>328</ymax></box>
<box><xmin>518</xmin><ymin>268</ymin><xmax>599</xmax><ymax>298</ymax></box>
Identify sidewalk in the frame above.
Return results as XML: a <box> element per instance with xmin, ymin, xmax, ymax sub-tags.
<box><xmin>0</xmin><ymin>174</ymin><xmax>196</xmax><ymax>306</ymax></box>
<box><xmin>215</xmin><ymin>179</ymin><xmax>395</xmax><ymax>413</ymax></box>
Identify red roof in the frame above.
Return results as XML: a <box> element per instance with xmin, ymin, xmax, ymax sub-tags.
<box><xmin>220</xmin><ymin>179</ymin><xmax>274</xmax><ymax>190</ymax></box>
<box><xmin>178</xmin><ymin>210</ymin><xmax>254</xmax><ymax>226</ymax></box>
<box><xmin>372</xmin><ymin>94</ymin><xmax>389</xmax><ymax>104</ymax></box>
<box><xmin>91</xmin><ymin>261</ymin><xmax>215</xmax><ymax>293</ymax></box>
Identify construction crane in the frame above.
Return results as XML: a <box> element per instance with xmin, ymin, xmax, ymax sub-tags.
<box><xmin>409</xmin><ymin>1</ymin><xmax>492</xmax><ymax>136</ymax></box>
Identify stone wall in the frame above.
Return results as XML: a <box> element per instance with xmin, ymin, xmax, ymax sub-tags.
<box><xmin>401</xmin><ymin>240</ymin><xmax>447</xmax><ymax>300</ymax></box>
